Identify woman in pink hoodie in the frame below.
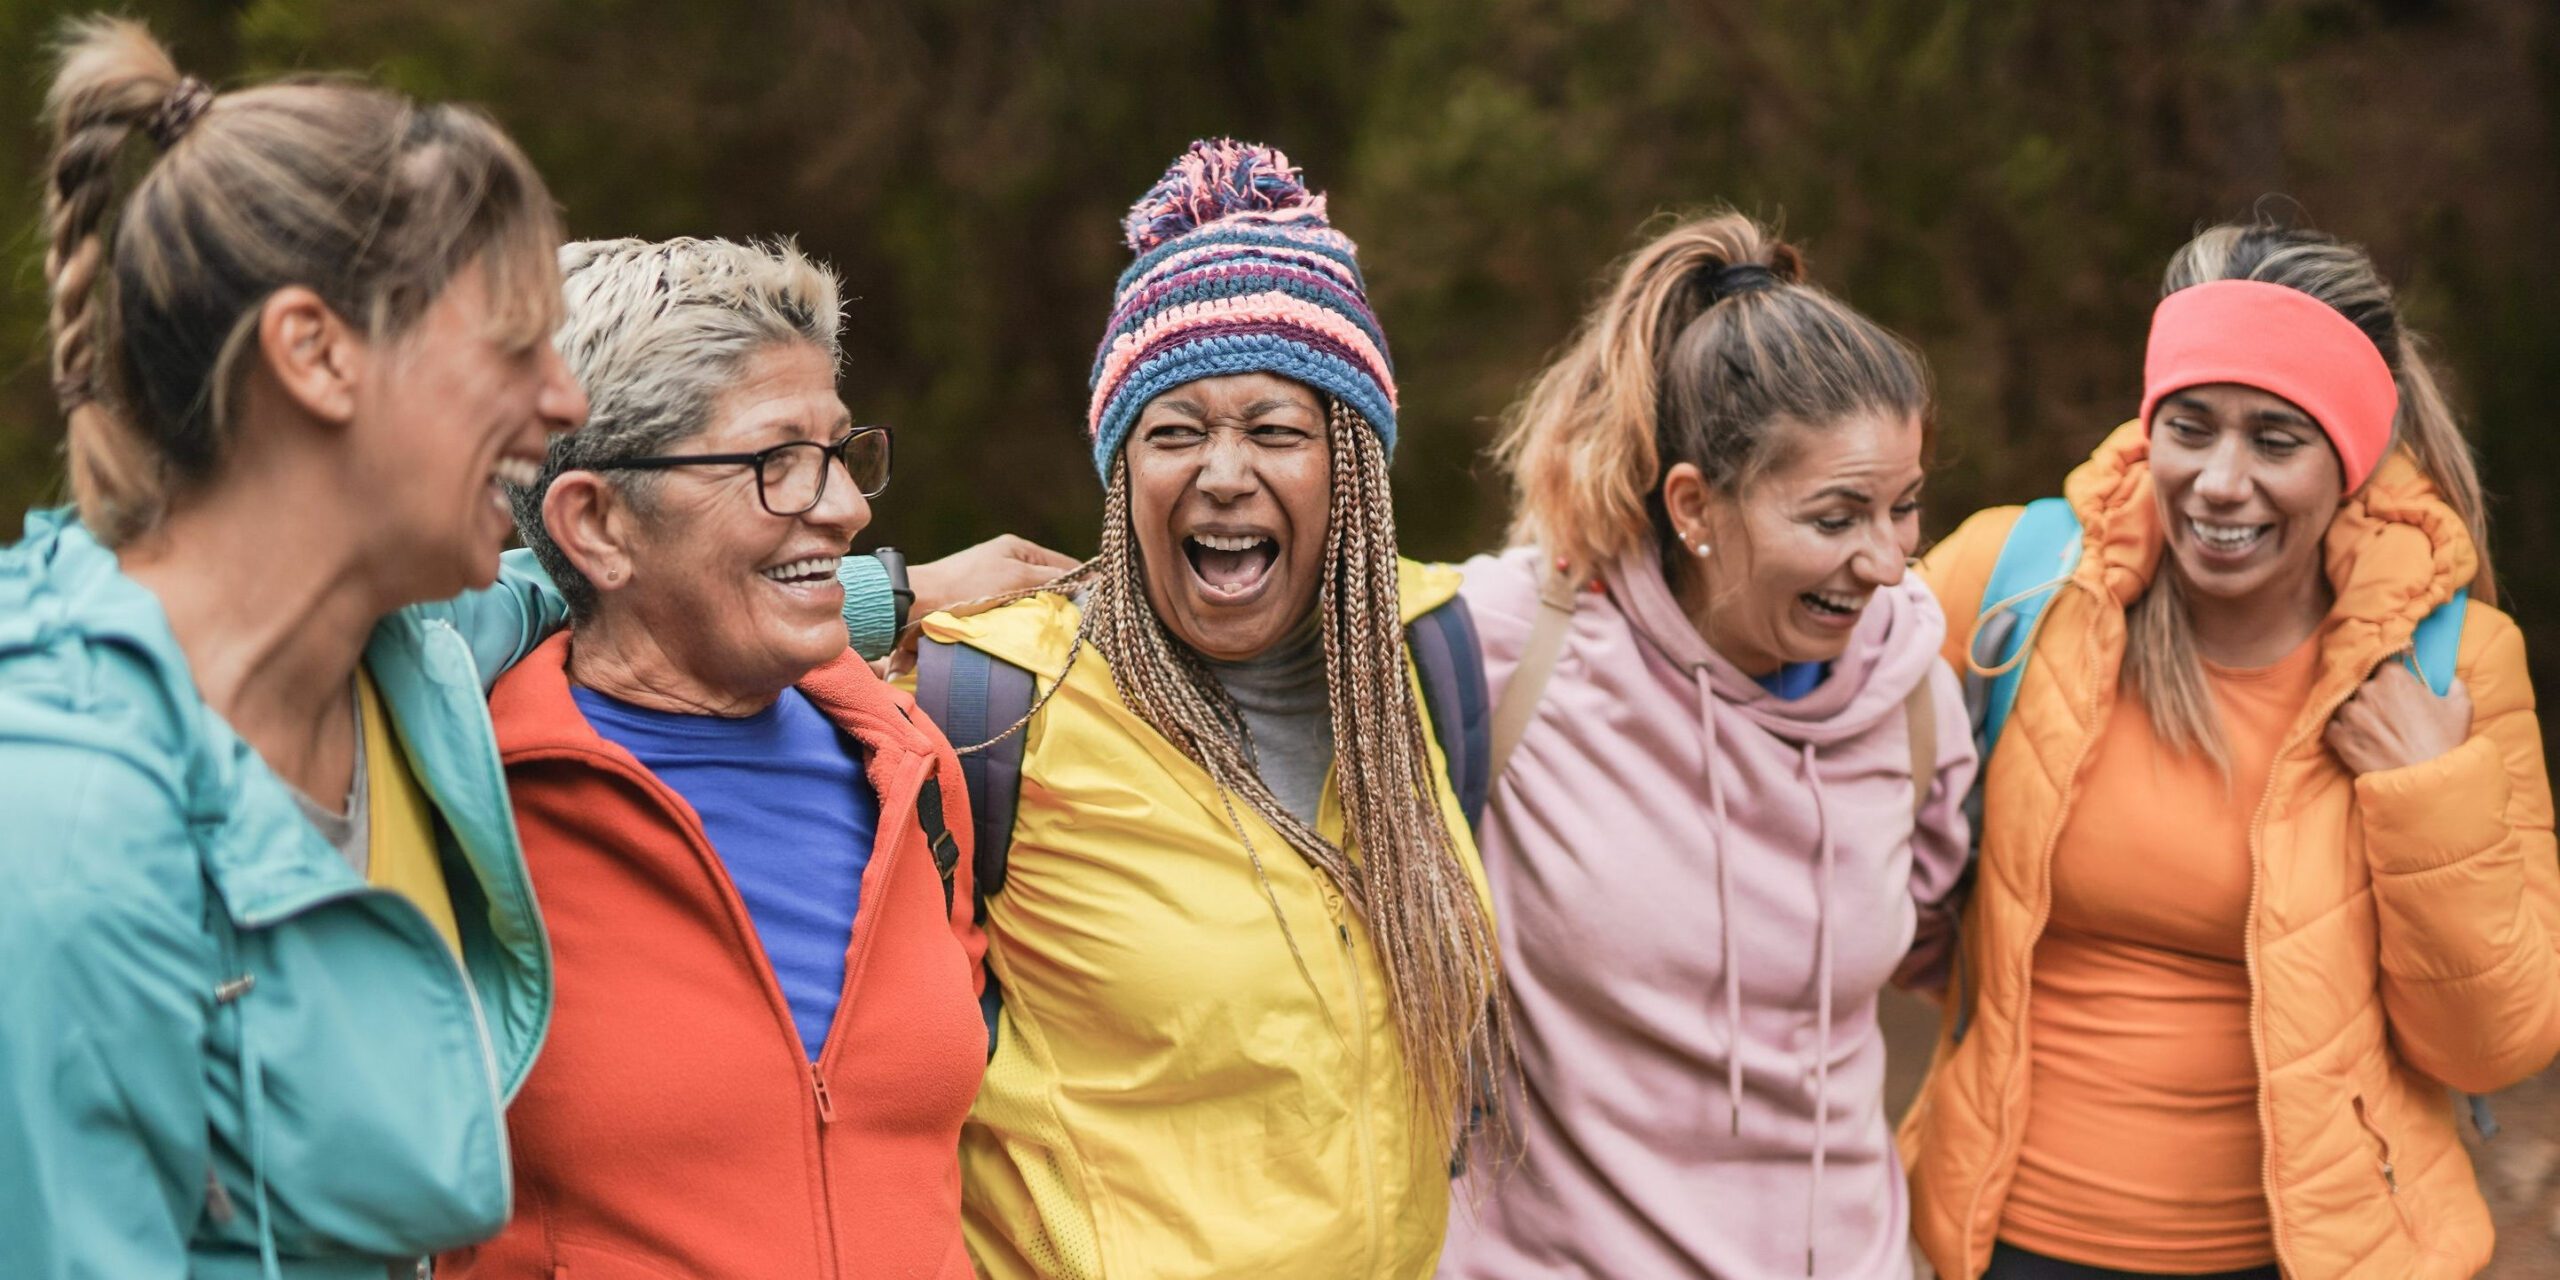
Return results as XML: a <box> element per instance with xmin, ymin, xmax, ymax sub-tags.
<box><xmin>1437</xmin><ymin>212</ymin><xmax>1977</xmax><ymax>1279</ymax></box>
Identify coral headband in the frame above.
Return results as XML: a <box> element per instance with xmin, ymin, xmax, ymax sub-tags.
<box><xmin>2139</xmin><ymin>279</ymin><xmax>2399</xmax><ymax>491</ymax></box>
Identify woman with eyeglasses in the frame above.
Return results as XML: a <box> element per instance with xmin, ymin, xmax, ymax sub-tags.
<box><xmin>436</xmin><ymin>237</ymin><xmax>987</xmax><ymax>1280</ymax></box>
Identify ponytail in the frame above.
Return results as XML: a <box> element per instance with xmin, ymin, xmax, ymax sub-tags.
<box><xmin>42</xmin><ymin>17</ymin><xmax>186</xmax><ymax>541</ymax></box>
<box><xmin>1494</xmin><ymin>210</ymin><xmax>1927</xmax><ymax>578</ymax></box>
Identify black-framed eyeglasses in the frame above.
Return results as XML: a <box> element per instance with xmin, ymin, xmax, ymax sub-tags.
<box><xmin>591</xmin><ymin>426</ymin><xmax>892</xmax><ymax>516</ymax></box>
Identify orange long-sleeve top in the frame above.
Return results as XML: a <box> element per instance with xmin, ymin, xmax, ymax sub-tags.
<box><xmin>1998</xmin><ymin>633</ymin><xmax>2320</xmax><ymax>1271</ymax></box>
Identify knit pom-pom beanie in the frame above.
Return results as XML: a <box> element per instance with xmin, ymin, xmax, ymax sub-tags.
<box><xmin>1084</xmin><ymin>139</ymin><xmax>1395</xmax><ymax>476</ymax></box>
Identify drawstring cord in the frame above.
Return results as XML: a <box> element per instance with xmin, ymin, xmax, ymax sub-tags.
<box><xmin>225</xmin><ymin>976</ymin><xmax>283</xmax><ymax>1280</ymax></box>
<box><xmin>1697</xmin><ymin>669</ymin><xmax>1746</xmax><ymax>1138</ymax></box>
<box><xmin>1963</xmin><ymin>569</ymin><xmax>2075</xmax><ymax>681</ymax></box>
<box><xmin>1801</xmin><ymin>742</ymin><xmax>1836</xmax><ymax>1277</ymax></box>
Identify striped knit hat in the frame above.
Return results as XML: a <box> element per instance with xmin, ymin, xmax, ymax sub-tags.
<box><xmin>1084</xmin><ymin>139</ymin><xmax>1396</xmax><ymax>476</ymax></box>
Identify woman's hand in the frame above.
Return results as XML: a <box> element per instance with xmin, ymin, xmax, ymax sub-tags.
<box><xmin>2325</xmin><ymin>660</ymin><xmax>2473</xmax><ymax>776</ymax></box>
<box><xmin>909</xmin><ymin>535</ymin><xmax>1080</xmax><ymax>620</ymax></box>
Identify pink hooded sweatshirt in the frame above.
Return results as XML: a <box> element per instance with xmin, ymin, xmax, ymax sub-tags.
<box><xmin>1439</xmin><ymin>545</ymin><xmax>1976</xmax><ymax>1280</ymax></box>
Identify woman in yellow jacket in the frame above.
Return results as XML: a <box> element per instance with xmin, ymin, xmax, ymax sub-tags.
<box><xmin>915</xmin><ymin>140</ymin><xmax>1507</xmax><ymax>1279</ymax></box>
<box><xmin>1902</xmin><ymin>219</ymin><xmax>2560</xmax><ymax>1279</ymax></box>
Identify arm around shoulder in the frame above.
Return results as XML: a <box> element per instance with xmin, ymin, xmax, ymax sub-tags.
<box><xmin>2359</xmin><ymin>605</ymin><xmax>2560</xmax><ymax>1092</ymax></box>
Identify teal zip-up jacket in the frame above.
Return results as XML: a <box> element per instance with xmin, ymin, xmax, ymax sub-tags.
<box><xmin>0</xmin><ymin>509</ymin><xmax>903</xmax><ymax>1279</ymax></box>
<box><xmin>0</xmin><ymin>509</ymin><xmax>569</xmax><ymax>1280</ymax></box>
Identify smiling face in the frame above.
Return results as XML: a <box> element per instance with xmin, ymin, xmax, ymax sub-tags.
<box><xmin>355</xmin><ymin>264</ymin><xmax>587</xmax><ymax>599</ymax></box>
<box><xmin>1125</xmin><ymin>373</ymin><xmax>1332</xmax><ymax>662</ymax></box>
<box><xmin>2148</xmin><ymin>382</ymin><xmax>2345</xmax><ymax>610</ymax></box>
<box><xmin>1664</xmin><ymin>409</ymin><xmax>1926</xmax><ymax>675</ymax></box>
<box><xmin>603</xmin><ymin>341</ymin><xmax>867</xmax><ymax>700</ymax></box>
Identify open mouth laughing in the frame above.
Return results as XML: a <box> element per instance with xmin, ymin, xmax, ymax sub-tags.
<box><xmin>1799</xmin><ymin>587</ymin><xmax>1868</xmax><ymax>629</ymax></box>
<box><xmin>1184</xmin><ymin>528</ymin><xmax>1280</xmax><ymax>604</ymax></box>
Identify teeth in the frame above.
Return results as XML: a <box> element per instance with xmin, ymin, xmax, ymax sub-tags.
<box><xmin>1191</xmin><ymin>533</ymin><xmax>1270</xmax><ymax>552</ymax></box>
<box><xmin>491</xmin><ymin>457</ymin><xmax>543</xmax><ymax>489</ymax></box>
<box><xmin>1803</xmin><ymin>591</ymin><xmax>1862</xmax><ymax>614</ymax></box>
<box><xmin>760</xmin><ymin>557</ymin><xmax>834</xmax><ymax>582</ymax></box>
<box><xmin>2190</xmin><ymin>520</ymin><xmax>2266</xmax><ymax>550</ymax></box>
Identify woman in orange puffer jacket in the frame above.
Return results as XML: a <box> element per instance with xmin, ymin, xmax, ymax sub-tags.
<box><xmin>1902</xmin><ymin>220</ymin><xmax>2560</xmax><ymax>1280</ymax></box>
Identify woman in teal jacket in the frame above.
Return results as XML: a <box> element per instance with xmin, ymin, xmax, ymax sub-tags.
<box><xmin>0</xmin><ymin>22</ymin><xmax>591</xmax><ymax>1279</ymax></box>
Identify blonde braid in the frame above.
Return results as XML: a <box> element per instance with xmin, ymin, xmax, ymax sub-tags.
<box><xmin>42</xmin><ymin>18</ymin><xmax>186</xmax><ymax>542</ymax></box>
<box><xmin>1315</xmin><ymin>401</ymin><xmax>1513</xmax><ymax>1152</ymax></box>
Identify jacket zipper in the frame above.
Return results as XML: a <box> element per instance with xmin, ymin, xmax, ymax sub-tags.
<box><xmin>811</xmin><ymin>1057</ymin><xmax>840</xmax><ymax>1277</ymax></box>
<box><xmin>2236</xmin><ymin>662</ymin><xmax>2394</xmax><ymax>1279</ymax></box>
<box><xmin>806</xmin><ymin>749</ymin><xmax>931</xmax><ymax>1278</ymax></box>
<box><xmin>1319</xmin><ymin>753</ymin><xmax>1391</xmax><ymax>1275</ymax></box>
<box><xmin>1342</xmin><ymin>914</ymin><xmax>1385</xmax><ymax>1274</ymax></box>
<box><xmin>2350</xmin><ymin>1094</ymin><xmax>2418</xmax><ymax>1240</ymax></box>
<box><xmin>1956</xmin><ymin>585</ymin><xmax>2104</xmax><ymax>1277</ymax></box>
<box><xmin>592</xmin><ymin>747</ymin><xmax>924</xmax><ymax>1280</ymax></box>
<box><xmin>2240</xmin><ymin>742</ymin><xmax>2288</xmax><ymax>1274</ymax></box>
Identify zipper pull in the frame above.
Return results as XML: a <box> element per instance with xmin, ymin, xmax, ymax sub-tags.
<box><xmin>809</xmin><ymin>1064</ymin><xmax>836</xmax><ymax>1124</ymax></box>
<box><xmin>203</xmin><ymin>1166</ymin><xmax>236</xmax><ymax>1225</ymax></box>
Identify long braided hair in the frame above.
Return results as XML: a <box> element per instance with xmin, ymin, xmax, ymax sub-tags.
<box><xmin>970</xmin><ymin>398</ymin><xmax>1512</xmax><ymax>1153</ymax></box>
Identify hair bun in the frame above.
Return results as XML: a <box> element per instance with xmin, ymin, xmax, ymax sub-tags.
<box><xmin>1120</xmin><ymin>138</ymin><xmax>1329</xmax><ymax>253</ymax></box>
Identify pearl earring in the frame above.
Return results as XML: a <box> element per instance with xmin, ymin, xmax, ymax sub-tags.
<box><xmin>1693</xmin><ymin>541</ymin><xmax>1712</xmax><ymax>558</ymax></box>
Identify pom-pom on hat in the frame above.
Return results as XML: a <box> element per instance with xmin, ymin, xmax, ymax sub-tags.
<box><xmin>1084</xmin><ymin>139</ymin><xmax>1397</xmax><ymax>477</ymax></box>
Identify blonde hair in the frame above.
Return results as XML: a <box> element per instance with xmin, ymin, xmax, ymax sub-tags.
<box><xmin>517</xmin><ymin>236</ymin><xmax>845</xmax><ymax>617</ymax></box>
<box><xmin>2128</xmin><ymin>221</ymin><xmax>2498</xmax><ymax>767</ymax></box>
<box><xmin>1495</xmin><ymin>211</ymin><xmax>1931</xmax><ymax>576</ymax></box>
<box><xmin>41</xmin><ymin>16</ymin><xmax>563</xmax><ymax>544</ymax></box>
<box><xmin>973</xmin><ymin>401</ymin><xmax>1511</xmax><ymax>1155</ymax></box>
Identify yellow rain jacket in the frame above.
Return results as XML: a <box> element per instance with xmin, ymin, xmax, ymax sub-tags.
<box><xmin>1902</xmin><ymin>424</ymin><xmax>2560</xmax><ymax>1278</ymax></box>
<box><xmin>920</xmin><ymin>560</ymin><xmax>1489</xmax><ymax>1280</ymax></box>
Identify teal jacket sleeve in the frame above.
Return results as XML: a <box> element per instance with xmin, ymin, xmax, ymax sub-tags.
<box><xmin>0</xmin><ymin>741</ymin><xmax>215</xmax><ymax>1279</ymax></box>
<box><xmin>416</xmin><ymin>550</ymin><xmax>900</xmax><ymax>689</ymax></box>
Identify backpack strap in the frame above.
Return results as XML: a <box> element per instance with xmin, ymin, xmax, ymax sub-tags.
<box><xmin>1947</xmin><ymin>497</ymin><xmax>2080</xmax><ymax>1049</ymax></box>
<box><xmin>914</xmin><ymin>637</ymin><xmax>1036</xmax><ymax>912</ymax></box>
<box><xmin>1968</xmin><ymin>497</ymin><xmax>2084</xmax><ymax>763</ymax></box>
<box><xmin>1407</xmin><ymin>597</ymin><xmax>1493</xmax><ymax>833</ymax></box>
<box><xmin>2404</xmin><ymin>589</ymin><xmax>2467</xmax><ymax>696</ymax></box>
<box><xmin>912</xmin><ymin>775</ymin><xmax>961</xmax><ymax>915</ymax></box>
<box><xmin>1905</xmin><ymin>674</ymin><xmax>1936</xmax><ymax>820</ymax></box>
<box><xmin>914</xmin><ymin>636</ymin><xmax>1037</xmax><ymax>1060</ymax></box>
<box><xmin>1489</xmin><ymin>562</ymin><xmax>1582</xmax><ymax>786</ymax></box>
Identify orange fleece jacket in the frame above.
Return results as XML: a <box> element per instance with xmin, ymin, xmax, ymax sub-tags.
<box><xmin>439</xmin><ymin>634</ymin><xmax>986</xmax><ymax>1280</ymax></box>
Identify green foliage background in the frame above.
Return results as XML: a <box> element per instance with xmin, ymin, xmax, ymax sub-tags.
<box><xmin>2</xmin><ymin>0</ymin><xmax>2555</xmax><ymax>697</ymax></box>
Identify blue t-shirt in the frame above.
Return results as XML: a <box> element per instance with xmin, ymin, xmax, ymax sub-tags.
<box><xmin>572</xmin><ymin>685</ymin><xmax>879</xmax><ymax>1060</ymax></box>
<box><xmin>1754</xmin><ymin>660</ymin><xmax>1831</xmax><ymax>700</ymax></box>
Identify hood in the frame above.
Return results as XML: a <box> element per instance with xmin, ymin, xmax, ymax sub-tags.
<box><xmin>1599</xmin><ymin>541</ymin><xmax>1948</xmax><ymax>746</ymax></box>
<box><xmin>0</xmin><ymin>507</ymin><xmax>195</xmax><ymax>685</ymax></box>
<box><xmin>2063</xmin><ymin>421</ymin><xmax>2476</xmax><ymax>676</ymax></box>
<box><xmin>0</xmin><ymin>508</ymin><xmax>219</xmax><ymax>801</ymax></box>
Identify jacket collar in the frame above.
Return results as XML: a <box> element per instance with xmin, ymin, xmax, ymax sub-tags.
<box><xmin>491</xmin><ymin>630</ymin><xmax>934</xmax><ymax>769</ymax></box>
